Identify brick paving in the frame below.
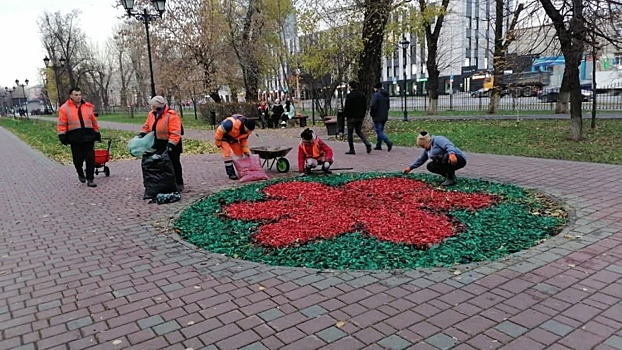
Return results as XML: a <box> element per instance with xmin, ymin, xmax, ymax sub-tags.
<box><xmin>1</xmin><ymin>118</ymin><xmax>622</xmax><ymax>350</ymax></box>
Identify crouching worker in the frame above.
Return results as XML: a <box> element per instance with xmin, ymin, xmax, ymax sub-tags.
<box><xmin>402</xmin><ymin>131</ymin><xmax>467</xmax><ymax>186</ymax></box>
<box><xmin>215</xmin><ymin>114</ymin><xmax>256</xmax><ymax>180</ymax></box>
<box><xmin>298</xmin><ymin>128</ymin><xmax>334</xmax><ymax>176</ymax></box>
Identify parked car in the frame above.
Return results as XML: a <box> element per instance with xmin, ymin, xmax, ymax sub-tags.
<box><xmin>470</xmin><ymin>88</ymin><xmax>489</xmax><ymax>98</ymax></box>
<box><xmin>538</xmin><ymin>87</ymin><xmax>593</xmax><ymax>102</ymax></box>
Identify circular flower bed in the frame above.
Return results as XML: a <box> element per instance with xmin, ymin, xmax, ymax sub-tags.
<box><xmin>175</xmin><ymin>173</ymin><xmax>567</xmax><ymax>270</ymax></box>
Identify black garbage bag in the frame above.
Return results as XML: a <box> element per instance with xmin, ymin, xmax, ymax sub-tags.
<box><xmin>142</xmin><ymin>151</ymin><xmax>178</xmax><ymax>199</ymax></box>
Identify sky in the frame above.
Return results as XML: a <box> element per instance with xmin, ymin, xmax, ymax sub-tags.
<box><xmin>0</xmin><ymin>0</ymin><xmax>122</xmax><ymax>89</ymax></box>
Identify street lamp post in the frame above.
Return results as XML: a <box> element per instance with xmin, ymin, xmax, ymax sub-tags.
<box><xmin>43</xmin><ymin>56</ymin><xmax>66</xmax><ymax>109</ymax></box>
<box><xmin>400</xmin><ymin>37</ymin><xmax>410</xmax><ymax>122</ymax></box>
<box><xmin>120</xmin><ymin>0</ymin><xmax>166</xmax><ymax>98</ymax></box>
<box><xmin>5</xmin><ymin>87</ymin><xmax>16</xmax><ymax>117</ymax></box>
<box><xmin>15</xmin><ymin>79</ymin><xmax>29</xmax><ymax>118</ymax></box>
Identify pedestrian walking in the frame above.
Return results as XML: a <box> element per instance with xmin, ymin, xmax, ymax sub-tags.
<box><xmin>344</xmin><ymin>81</ymin><xmax>372</xmax><ymax>155</ymax></box>
<box><xmin>370</xmin><ymin>82</ymin><xmax>393</xmax><ymax>151</ymax></box>
<box><xmin>57</xmin><ymin>87</ymin><xmax>101</xmax><ymax>188</ymax></box>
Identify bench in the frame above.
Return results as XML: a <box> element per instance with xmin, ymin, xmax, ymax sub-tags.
<box><xmin>323</xmin><ymin>116</ymin><xmax>338</xmax><ymax>136</ymax></box>
<box><xmin>288</xmin><ymin>115</ymin><xmax>309</xmax><ymax>128</ymax></box>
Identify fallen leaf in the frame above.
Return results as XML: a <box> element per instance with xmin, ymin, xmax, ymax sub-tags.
<box><xmin>453</xmin><ymin>270</ymin><xmax>462</xmax><ymax>275</ymax></box>
<box><xmin>568</xmin><ymin>264</ymin><xmax>576</xmax><ymax>268</ymax></box>
<box><xmin>0</xmin><ymin>271</ymin><xmax>6</xmax><ymax>275</ymax></box>
<box><xmin>335</xmin><ymin>321</ymin><xmax>346</xmax><ymax>328</ymax></box>
<box><xmin>194</xmin><ymin>286</ymin><xmax>201</xmax><ymax>289</ymax></box>
<box><xmin>258</xmin><ymin>286</ymin><xmax>266</xmax><ymax>291</ymax></box>
<box><xmin>564</xmin><ymin>235</ymin><xmax>575</xmax><ymax>240</ymax></box>
<box><xmin>112</xmin><ymin>339</ymin><xmax>122</xmax><ymax>345</ymax></box>
<box><xmin>187</xmin><ymin>321</ymin><xmax>195</xmax><ymax>325</ymax></box>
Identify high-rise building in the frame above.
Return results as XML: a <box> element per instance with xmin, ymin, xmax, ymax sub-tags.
<box><xmin>381</xmin><ymin>0</ymin><xmax>513</xmax><ymax>95</ymax></box>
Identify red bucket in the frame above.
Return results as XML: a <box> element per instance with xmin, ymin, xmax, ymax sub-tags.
<box><xmin>94</xmin><ymin>150</ymin><xmax>110</xmax><ymax>165</ymax></box>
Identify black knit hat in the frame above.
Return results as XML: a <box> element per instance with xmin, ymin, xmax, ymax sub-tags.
<box><xmin>243</xmin><ymin>118</ymin><xmax>256</xmax><ymax>131</ymax></box>
<box><xmin>300</xmin><ymin>128</ymin><xmax>313</xmax><ymax>141</ymax></box>
<box><xmin>374</xmin><ymin>82</ymin><xmax>382</xmax><ymax>89</ymax></box>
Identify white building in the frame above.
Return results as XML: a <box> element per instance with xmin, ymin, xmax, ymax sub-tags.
<box><xmin>262</xmin><ymin>13</ymin><xmax>300</xmax><ymax>99</ymax></box>
<box><xmin>382</xmin><ymin>0</ymin><xmax>513</xmax><ymax>95</ymax></box>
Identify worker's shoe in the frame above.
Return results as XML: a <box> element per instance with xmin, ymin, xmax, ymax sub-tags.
<box><xmin>177</xmin><ymin>184</ymin><xmax>184</xmax><ymax>193</ymax></box>
<box><xmin>441</xmin><ymin>174</ymin><xmax>457</xmax><ymax>187</ymax></box>
<box><xmin>78</xmin><ymin>176</ymin><xmax>86</xmax><ymax>183</ymax></box>
<box><xmin>87</xmin><ymin>180</ymin><xmax>97</xmax><ymax>188</ymax></box>
<box><xmin>345</xmin><ymin>150</ymin><xmax>355</xmax><ymax>155</ymax></box>
<box><xmin>321</xmin><ymin>162</ymin><xmax>332</xmax><ymax>174</ymax></box>
<box><xmin>366</xmin><ymin>144</ymin><xmax>372</xmax><ymax>154</ymax></box>
<box><xmin>374</xmin><ymin>146</ymin><xmax>382</xmax><ymax>150</ymax></box>
<box><xmin>387</xmin><ymin>142</ymin><xmax>393</xmax><ymax>152</ymax></box>
<box><xmin>225</xmin><ymin>163</ymin><xmax>238</xmax><ymax>180</ymax></box>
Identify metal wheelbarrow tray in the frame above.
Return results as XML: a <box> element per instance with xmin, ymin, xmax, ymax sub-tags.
<box><xmin>250</xmin><ymin>146</ymin><xmax>293</xmax><ymax>173</ymax></box>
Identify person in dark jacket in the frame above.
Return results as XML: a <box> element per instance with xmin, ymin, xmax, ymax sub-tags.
<box><xmin>369</xmin><ymin>82</ymin><xmax>393</xmax><ymax>151</ymax></box>
<box><xmin>402</xmin><ymin>131</ymin><xmax>467</xmax><ymax>186</ymax></box>
<box><xmin>271</xmin><ymin>99</ymin><xmax>284</xmax><ymax>129</ymax></box>
<box><xmin>343</xmin><ymin>81</ymin><xmax>372</xmax><ymax>154</ymax></box>
<box><xmin>57</xmin><ymin>87</ymin><xmax>101</xmax><ymax>188</ymax></box>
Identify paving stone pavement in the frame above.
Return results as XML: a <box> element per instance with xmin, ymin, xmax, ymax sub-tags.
<box><xmin>1</xmin><ymin>119</ymin><xmax>622</xmax><ymax>350</ymax></box>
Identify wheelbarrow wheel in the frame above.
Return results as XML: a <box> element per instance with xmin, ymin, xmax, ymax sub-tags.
<box><xmin>104</xmin><ymin>166</ymin><xmax>110</xmax><ymax>177</ymax></box>
<box><xmin>276</xmin><ymin>158</ymin><xmax>290</xmax><ymax>173</ymax></box>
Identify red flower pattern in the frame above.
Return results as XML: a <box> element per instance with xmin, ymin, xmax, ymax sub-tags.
<box><xmin>224</xmin><ymin>178</ymin><xmax>497</xmax><ymax>248</ymax></box>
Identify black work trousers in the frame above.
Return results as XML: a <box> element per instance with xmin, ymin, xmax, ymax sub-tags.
<box><xmin>168</xmin><ymin>146</ymin><xmax>184</xmax><ymax>186</ymax></box>
<box><xmin>426</xmin><ymin>154</ymin><xmax>467</xmax><ymax>178</ymax></box>
<box><xmin>347</xmin><ymin>119</ymin><xmax>371</xmax><ymax>151</ymax></box>
<box><xmin>70</xmin><ymin>141</ymin><xmax>95</xmax><ymax>180</ymax></box>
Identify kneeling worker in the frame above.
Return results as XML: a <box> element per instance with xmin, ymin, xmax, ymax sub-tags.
<box><xmin>298</xmin><ymin>128</ymin><xmax>334</xmax><ymax>176</ymax></box>
<box><xmin>403</xmin><ymin>131</ymin><xmax>467</xmax><ymax>186</ymax></box>
<box><xmin>215</xmin><ymin>114</ymin><xmax>256</xmax><ymax>180</ymax></box>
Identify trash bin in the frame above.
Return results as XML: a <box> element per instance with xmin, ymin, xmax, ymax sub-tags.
<box><xmin>337</xmin><ymin>111</ymin><xmax>345</xmax><ymax>135</ymax></box>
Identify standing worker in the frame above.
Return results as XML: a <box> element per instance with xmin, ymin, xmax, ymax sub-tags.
<box><xmin>344</xmin><ymin>81</ymin><xmax>372</xmax><ymax>155</ymax></box>
<box><xmin>57</xmin><ymin>87</ymin><xmax>101</xmax><ymax>188</ymax></box>
<box><xmin>214</xmin><ymin>114</ymin><xmax>256</xmax><ymax>180</ymax></box>
<box><xmin>138</xmin><ymin>96</ymin><xmax>185</xmax><ymax>192</ymax></box>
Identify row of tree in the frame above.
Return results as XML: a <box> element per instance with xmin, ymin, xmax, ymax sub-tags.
<box><xmin>38</xmin><ymin>0</ymin><xmax>622</xmax><ymax>140</ymax></box>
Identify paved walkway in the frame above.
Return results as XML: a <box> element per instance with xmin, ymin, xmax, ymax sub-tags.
<box><xmin>1</xmin><ymin>120</ymin><xmax>622</xmax><ymax>350</ymax></box>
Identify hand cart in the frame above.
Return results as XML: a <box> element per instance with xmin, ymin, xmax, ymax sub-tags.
<box><xmin>94</xmin><ymin>139</ymin><xmax>112</xmax><ymax>177</ymax></box>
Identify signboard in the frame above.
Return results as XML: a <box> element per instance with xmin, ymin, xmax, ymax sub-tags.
<box><xmin>392</xmin><ymin>77</ymin><xmax>397</xmax><ymax>85</ymax></box>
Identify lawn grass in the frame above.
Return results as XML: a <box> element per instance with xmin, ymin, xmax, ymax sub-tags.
<box><xmin>387</xmin><ymin>109</ymin><xmax>622</xmax><ymax>117</ymax></box>
<box><xmin>382</xmin><ymin>119</ymin><xmax>622</xmax><ymax>165</ymax></box>
<box><xmin>97</xmin><ymin>113</ymin><xmax>210</xmax><ymax>129</ymax></box>
<box><xmin>0</xmin><ymin>118</ymin><xmax>219</xmax><ymax>165</ymax></box>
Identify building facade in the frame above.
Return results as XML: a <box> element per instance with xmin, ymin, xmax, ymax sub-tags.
<box><xmin>381</xmin><ymin>0</ymin><xmax>513</xmax><ymax>95</ymax></box>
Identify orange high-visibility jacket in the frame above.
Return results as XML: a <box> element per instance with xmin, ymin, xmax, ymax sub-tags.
<box><xmin>140</xmin><ymin>106</ymin><xmax>182</xmax><ymax>145</ymax></box>
<box><xmin>214</xmin><ymin>115</ymin><xmax>251</xmax><ymax>151</ymax></box>
<box><xmin>57</xmin><ymin>100</ymin><xmax>100</xmax><ymax>135</ymax></box>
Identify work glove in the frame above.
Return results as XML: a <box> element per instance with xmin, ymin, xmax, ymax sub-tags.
<box><xmin>215</xmin><ymin>141</ymin><xmax>222</xmax><ymax>148</ymax></box>
<box><xmin>167</xmin><ymin>143</ymin><xmax>175</xmax><ymax>153</ymax></box>
<box><xmin>402</xmin><ymin>167</ymin><xmax>412</xmax><ymax>174</ymax></box>
<box><xmin>58</xmin><ymin>134</ymin><xmax>69</xmax><ymax>146</ymax></box>
<box><xmin>95</xmin><ymin>132</ymin><xmax>102</xmax><ymax>142</ymax></box>
<box><xmin>243</xmin><ymin>152</ymin><xmax>251</xmax><ymax>157</ymax></box>
<box><xmin>448</xmin><ymin>154</ymin><xmax>458</xmax><ymax>166</ymax></box>
<box><xmin>94</xmin><ymin>112</ymin><xmax>99</xmax><ymax>117</ymax></box>
<box><xmin>138</xmin><ymin>132</ymin><xmax>147</xmax><ymax>138</ymax></box>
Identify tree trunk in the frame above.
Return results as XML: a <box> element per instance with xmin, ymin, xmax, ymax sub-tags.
<box><xmin>565</xmin><ymin>55</ymin><xmax>583</xmax><ymax>140</ymax></box>
<box><xmin>420</xmin><ymin>0</ymin><xmax>450</xmax><ymax>115</ymax></box>
<box><xmin>488</xmin><ymin>0</ymin><xmax>505</xmax><ymax>114</ymax></box>
<box><xmin>357</xmin><ymin>0</ymin><xmax>391</xmax><ymax>103</ymax></box>
<box><xmin>555</xmin><ymin>75</ymin><xmax>570</xmax><ymax>114</ymax></box>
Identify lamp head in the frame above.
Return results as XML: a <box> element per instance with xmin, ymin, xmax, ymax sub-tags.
<box><xmin>152</xmin><ymin>0</ymin><xmax>166</xmax><ymax>15</ymax></box>
<box><xmin>121</xmin><ymin>0</ymin><xmax>135</xmax><ymax>13</ymax></box>
<box><xmin>25</xmin><ymin>79</ymin><xmax>29</xmax><ymax>86</ymax></box>
<box><xmin>43</xmin><ymin>56</ymin><xmax>50</xmax><ymax>67</ymax></box>
<box><xmin>60</xmin><ymin>57</ymin><xmax>66</xmax><ymax>67</ymax></box>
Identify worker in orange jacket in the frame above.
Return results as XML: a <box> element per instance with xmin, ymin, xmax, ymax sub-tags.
<box><xmin>214</xmin><ymin>114</ymin><xmax>256</xmax><ymax>179</ymax></box>
<box><xmin>138</xmin><ymin>96</ymin><xmax>184</xmax><ymax>192</ymax></box>
<box><xmin>57</xmin><ymin>87</ymin><xmax>101</xmax><ymax>188</ymax></box>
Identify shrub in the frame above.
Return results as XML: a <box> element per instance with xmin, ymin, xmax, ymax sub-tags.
<box><xmin>198</xmin><ymin>102</ymin><xmax>260</xmax><ymax>126</ymax></box>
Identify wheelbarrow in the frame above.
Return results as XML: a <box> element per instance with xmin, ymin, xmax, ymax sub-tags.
<box><xmin>250</xmin><ymin>146</ymin><xmax>292</xmax><ymax>173</ymax></box>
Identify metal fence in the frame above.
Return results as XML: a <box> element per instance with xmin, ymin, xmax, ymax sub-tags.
<box><xmin>295</xmin><ymin>84</ymin><xmax>622</xmax><ymax>114</ymax></box>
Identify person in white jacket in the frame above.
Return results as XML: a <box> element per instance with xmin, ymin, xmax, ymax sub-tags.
<box><xmin>280</xmin><ymin>100</ymin><xmax>296</xmax><ymax>128</ymax></box>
